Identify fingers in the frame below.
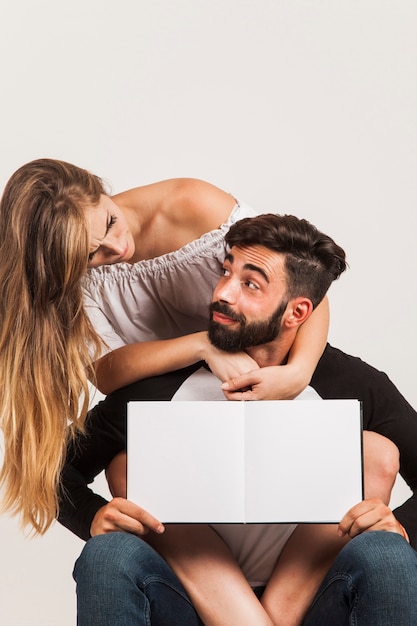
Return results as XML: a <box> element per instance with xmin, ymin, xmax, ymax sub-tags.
<box><xmin>338</xmin><ymin>498</ymin><xmax>400</xmax><ymax>539</ymax></box>
<box><xmin>221</xmin><ymin>372</ymin><xmax>262</xmax><ymax>402</ymax></box>
<box><xmin>90</xmin><ymin>497</ymin><xmax>165</xmax><ymax>537</ymax></box>
<box><xmin>221</xmin><ymin>379</ymin><xmax>253</xmax><ymax>401</ymax></box>
<box><xmin>221</xmin><ymin>366</ymin><xmax>303</xmax><ymax>401</ymax></box>
<box><xmin>222</xmin><ymin>388</ymin><xmax>257</xmax><ymax>401</ymax></box>
<box><xmin>222</xmin><ymin>372</ymin><xmax>259</xmax><ymax>392</ymax></box>
<box><xmin>115</xmin><ymin>498</ymin><xmax>165</xmax><ymax>535</ymax></box>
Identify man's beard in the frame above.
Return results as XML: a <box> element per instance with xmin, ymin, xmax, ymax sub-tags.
<box><xmin>208</xmin><ymin>300</ymin><xmax>288</xmax><ymax>352</ymax></box>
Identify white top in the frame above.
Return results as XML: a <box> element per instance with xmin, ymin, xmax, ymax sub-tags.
<box><xmin>83</xmin><ymin>202</ymin><xmax>259</xmax><ymax>353</ymax></box>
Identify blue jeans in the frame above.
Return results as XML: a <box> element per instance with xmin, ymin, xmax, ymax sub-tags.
<box><xmin>73</xmin><ymin>533</ymin><xmax>203</xmax><ymax>626</ymax></box>
<box><xmin>74</xmin><ymin>531</ymin><xmax>417</xmax><ymax>625</ymax></box>
<box><xmin>303</xmin><ymin>531</ymin><xmax>417</xmax><ymax>625</ymax></box>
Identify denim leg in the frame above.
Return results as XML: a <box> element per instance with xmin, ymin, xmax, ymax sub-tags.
<box><xmin>73</xmin><ymin>532</ymin><xmax>203</xmax><ymax>626</ymax></box>
<box><xmin>303</xmin><ymin>531</ymin><xmax>417</xmax><ymax>626</ymax></box>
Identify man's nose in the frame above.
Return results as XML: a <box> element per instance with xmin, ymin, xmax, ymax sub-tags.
<box><xmin>215</xmin><ymin>278</ymin><xmax>240</xmax><ymax>304</ymax></box>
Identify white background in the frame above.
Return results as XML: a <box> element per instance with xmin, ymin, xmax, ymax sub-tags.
<box><xmin>0</xmin><ymin>1</ymin><xmax>416</xmax><ymax>624</ymax></box>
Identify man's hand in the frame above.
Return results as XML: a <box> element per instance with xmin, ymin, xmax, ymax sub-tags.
<box><xmin>91</xmin><ymin>451</ymin><xmax>164</xmax><ymax>537</ymax></box>
<box><xmin>90</xmin><ymin>497</ymin><xmax>165</xmax><ymax>537</ymax></box>
<box><xmin>338</xmin><ymin>497</ymin><xmax>408</xmax><ymax>541</ymax></box>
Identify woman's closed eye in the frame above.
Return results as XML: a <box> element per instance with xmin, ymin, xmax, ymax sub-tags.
<box><xmin>88</xmin><ymin>214</ymin><xmax>118</xmax><ymax>261</ymax></box>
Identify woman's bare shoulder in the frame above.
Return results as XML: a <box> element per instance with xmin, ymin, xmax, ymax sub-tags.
<box><xmin>114</xmin><ymin>178</ymin><xmax>236</xmax><ymax>242</ymax></box>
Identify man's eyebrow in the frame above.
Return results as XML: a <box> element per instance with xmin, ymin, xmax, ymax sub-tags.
<box><xmin>244</xmin><ymin>263</ymin><xmax>270</xmax><ymax>283</ymax></box>
<box><xmin>224</xmin><ymin>252</ymin><xmax>269</xmax><ymax>283</ymax></box>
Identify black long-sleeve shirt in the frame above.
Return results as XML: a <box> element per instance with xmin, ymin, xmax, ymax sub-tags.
<box><xmin>58</xmin><ymin>344</ymin><xmax>417</xmax><ymax>548</ymax></box>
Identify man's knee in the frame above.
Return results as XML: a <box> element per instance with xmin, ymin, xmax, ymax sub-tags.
<box><xmin>74</xmin><ymin>532</ymin><xmax>161</xmax><ymax>584</ymax></box>
<box><xmin>342</xmin><ymin>530</ymin><xmax>414</xmax><ymax>577</ymax></box>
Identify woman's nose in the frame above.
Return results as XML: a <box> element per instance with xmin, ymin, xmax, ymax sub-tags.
<box><xmin>103</xmin><ymin>235</ymin><xmax>124</xmax><ymax>256</ymax></box>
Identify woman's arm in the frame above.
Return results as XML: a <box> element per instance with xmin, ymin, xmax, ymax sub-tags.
<box><xmin>94</xmin><ymin>298</ymin><xmax>328</xmax><ymax>397</ymax></box>
<box><xmin>284</xmin><ymin>296</ymin><xmax>329</xmax><ymax>393</ymax></box>
<box><xmin>93</xmin><ymin>331</ymin><xmax>259</xmax><ymax>395</ymax></box>
<box><xmin>221</xmin><ymin>297</ymin><xmax>329</xmax><ymax>400</ymax></box>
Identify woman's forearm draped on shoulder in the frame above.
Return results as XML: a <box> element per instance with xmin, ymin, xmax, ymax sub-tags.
<box><xmin>93</xmin><ymin>333</ymin><xmax>209</xmax><ymax>394</ymax></box>
<box><xmin>93</xmin><ymin>332</ymin><xmax>259</xmax><ymax>395</ymax></box>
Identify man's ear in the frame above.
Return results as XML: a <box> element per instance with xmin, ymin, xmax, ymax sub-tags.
<box><xmin>284</xmin><ymin>298</ymin><xmax>314</xmax><ymax>328</ymax></box>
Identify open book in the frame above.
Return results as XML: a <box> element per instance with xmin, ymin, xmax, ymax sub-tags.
<box><xmin>127</xmin><ymin>399</ymin><xmax>363</xmax><ymax>523</ymax></box>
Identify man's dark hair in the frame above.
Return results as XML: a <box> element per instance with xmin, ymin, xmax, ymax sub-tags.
<box><xmin>225</xmin><ymin>214</ymin><xmax>347</xmax><ymax>308</ymax></box>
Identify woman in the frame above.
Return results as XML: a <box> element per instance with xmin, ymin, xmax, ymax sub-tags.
<box><xmin>0</xmin><ymin>158</ymin><xmax>328</xmax><ymax>535</ymax></box>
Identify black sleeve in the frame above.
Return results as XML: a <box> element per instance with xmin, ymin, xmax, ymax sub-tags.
<box><xmin>58</xmin><ymin>391</ymin><xmax>128</xmax><ymax>541</ymax></box>
<box><xmin>311</xmin><ymin>344</ymin><xmax>417</xmax><ymax>548</ymax></box>
<box><xmin>58</xmin><ymin>363</ymin><xmax>202</xmax><ymax>541</ymax></box>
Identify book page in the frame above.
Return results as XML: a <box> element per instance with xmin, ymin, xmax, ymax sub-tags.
<box><xmin>244</xmin><ymin>400</ymin><xmax>363</xmax><ymax>522</ymax></box>
<box><xmin>127</xmin><ymin>401</ymin><xmax>245</xmax><ymax>522</ymax></box>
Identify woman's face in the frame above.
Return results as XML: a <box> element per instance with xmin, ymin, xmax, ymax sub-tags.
<box><xmin>86</xmin><ymin>195</ymin><xmax>135</xmax><ymax>268</ymax></box>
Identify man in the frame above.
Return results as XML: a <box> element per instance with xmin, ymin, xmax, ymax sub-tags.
<box><xmin>60</xmin><ymin>214</ymin><xmax>417</xmax><ymax>625</ymax></box>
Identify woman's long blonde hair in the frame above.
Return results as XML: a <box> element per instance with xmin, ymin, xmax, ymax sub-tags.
<box><xmin>0</xmin><ymin>158</ymin><xmax>104</xmax><ymax>534</ymax></box>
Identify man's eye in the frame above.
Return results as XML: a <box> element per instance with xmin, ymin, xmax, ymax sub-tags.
<box><xmin>221</xmin><ymin>267</ymin><xmax>230</xmax><ymax>276</ymax></box>
<box><xmin>245</xmin><ymin>280</ymin><xmax>259</xmax><ymax>290</ymax></box>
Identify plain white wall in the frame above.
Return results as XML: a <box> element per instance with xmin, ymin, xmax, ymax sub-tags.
<box><xmin>0</xmin><ymin>1</ymin><xmax>416</xmax><ymax>624</ymax></box>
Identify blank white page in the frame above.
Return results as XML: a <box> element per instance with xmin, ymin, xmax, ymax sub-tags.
<box><xmin>127</xmin><ymin>401</ymin><xmax>245</xmax><ymax>522</ymax></box>
<box><xmin>127</xmin><ymin>399</ymin><xmax>363</xmax><ymax>523</ymax></box>
<box><xmin>244</xmin><ymin>400</ymin><xmax>363</xmax><ymax>522</ymax></box>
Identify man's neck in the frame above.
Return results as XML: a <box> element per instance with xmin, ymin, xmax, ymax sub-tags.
<box><xmin>245</xmin><ymin>330</ymin><xmax>296</xmax><ymax>368</ymax></box>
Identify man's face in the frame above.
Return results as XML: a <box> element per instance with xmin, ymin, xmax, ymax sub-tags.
<box><xmin>208</xmin><ymin>245</ymin><xmax>289</xmax><ymax>352</ymax></box>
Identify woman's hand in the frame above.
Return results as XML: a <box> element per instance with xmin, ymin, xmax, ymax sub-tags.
<box><xmin>221</xmin><ymin>362</ymin><xmax>310</xmax><ymax>401</ymax></box>
<box><xmin>201</xmin><ymin>339</ymin><xmax>260</xmax><ymax>383</ymax></box>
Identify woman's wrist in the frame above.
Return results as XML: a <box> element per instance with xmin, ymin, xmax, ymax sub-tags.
<box><xmin>283</xmin><ymin>360</ymin><xmax>311</xmax><ymax>396</ymax></box>
<box><xmin>194</xmin><ymin>331</ymin><xmax>211</xmax><ymax>363</ymax></box>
